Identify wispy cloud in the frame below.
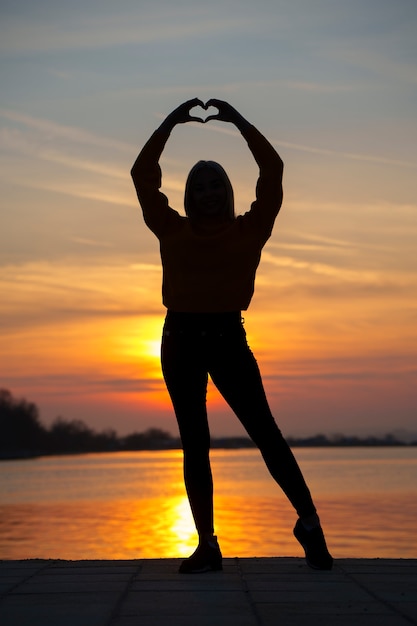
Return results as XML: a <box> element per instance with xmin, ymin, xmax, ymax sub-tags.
<box><xmin>193</xmin><ymin>119</ymin><xmax>417</xmax><ymax>169</ymax></box>
<box><xmin>0</xmin><ymin>260</ymin><xmax>162</xmax><ymax>332</ymax></box>
<box><xmin>261</xmin><ymin>251</ymin><xmax>415</xmax><ymax>293</ymax></box>
<box><xmin>277</xmin><ymin>231</ymin><xmax>357</xmax><ymax>249</ymax></box>
<box><xmin>262</xmin><ymin>251</ymin><xmax>376</xmax><ymax>283</ymax></box>
<box><xmin>333</xmin><ymin>44</ymin><xmax>417</xmax><ymax>86</ymax></box>
<box><xmin>70</xmin><ymin>237</ymin><xmax>115</xmax><ymax>248</ymax></box>
<box><xmin>24</xmin><ymin>178</ymin><xmax>136</xmax><ymax>208</ymax></box>
<box><xmin>269</xmin><ymin>231</ymin><xmax>397</xmax><ymax>255</ymax></box>
<box><xmin>131</xmin><ymin>78</ymin><xmax>362</xmax><ymax>103</ymax></box>
<box><xmin>0</xmin><ymin>109</ymin><xmax>137</xmax><ymax>206</ymax></box>
<box><xmin>1</xmin><ymin>372</ymin><xmax>164</xmax><ymax>395</ymax></box>
<box><xmin>0</xmin><ymin>109</ymin><xmax>133</xmax><ymax>153</ymax></box>
<box><xmin>0</xmin><ymin>9</ymin><xmax>267</xmax><ymax>54</ymax></box>
<box><xmin>275</xmin><ymin>139</ymin><xmax>417</xmax><ymax>169</ymax></box>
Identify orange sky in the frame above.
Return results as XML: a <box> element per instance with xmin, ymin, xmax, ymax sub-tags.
<box><xmin>1</xmin><ymin>1</ymin><xmax>416</xmax><ymax>439</ymax></box>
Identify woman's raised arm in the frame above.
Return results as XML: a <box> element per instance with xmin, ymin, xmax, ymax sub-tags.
<box><xmin>205</xmin><ymin>99</ymin><xmax>284</xmax><ymax>223</ymax></box>
<box><xmin>130</xmin><ymin>99</ymin><xmax>205</xmax><ymax>234</ymax></box>
<box><xmin>205</xmin><ymin>98</ymin><xmax>283</xmax><ymax>177</ymax></box>
<box><xmin>131</xmin><ymin>98</ymin><xmax>204</xmax><ymax>185</ymax></box>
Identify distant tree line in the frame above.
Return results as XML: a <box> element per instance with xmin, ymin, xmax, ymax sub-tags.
<box><xmin>0</xmin><ymin>389</ymin><xmax>415</xmax><ymax>460</ymax></box>
<box><xmin>0</xmin><ymin>389</ymin><xmax>178</xmax><ymax>459</ymax></box>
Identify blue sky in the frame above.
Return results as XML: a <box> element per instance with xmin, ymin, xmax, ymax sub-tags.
<box><xmin>1</xmin><ymin>0</ymin><xmax>416</xmax><ymax>438</ymax></box>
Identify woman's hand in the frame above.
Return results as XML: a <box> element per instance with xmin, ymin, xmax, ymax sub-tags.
<box><xmin>204</xmin><ymin>99</ymin><xmax>249</xmax><ymax>128</ymax></box>
<box><xmin>159</xmin><ymin>98</ymin><xmax>206</xmax><ymax>131</ymax></box>
<box><xmin>157</xmin><ymin>98</ymin><xmax>251</xmax><ymax>135</ymax></box>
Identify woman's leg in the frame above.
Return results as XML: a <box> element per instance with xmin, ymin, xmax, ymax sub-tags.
<box><xmin>208</xmin><ymin>326</ymin><xmax>316</xmax><ymax>519</ymax></box>
<box><xmin>209</xmin><ymin>328</ymin><xmax>333</xmax><ymax>570</ymax></box>
<box><xmin>161</xmin><ymin>324</ymin><xmax>214</xmax><ymax>537</ymax></box>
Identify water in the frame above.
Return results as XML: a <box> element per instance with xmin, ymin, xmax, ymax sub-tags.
<box><xmin>1</xmin><ymin>447</ymin><xmax>416</xmax><ymax>560</ymax></box>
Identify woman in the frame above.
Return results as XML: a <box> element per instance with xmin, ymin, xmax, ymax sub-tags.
<box><xmin>131</xmin><ymin>98</ymin><xmax>333</xmax><ymax>573</ymax></box>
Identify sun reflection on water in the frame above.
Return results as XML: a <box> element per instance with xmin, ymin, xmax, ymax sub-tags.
<box><xmin>1</xmin><ymin>448</ymin><xmax>417</xmax><ymax>560</ymax></box>
<box><xmin>168</xmin><ymin>497</ymin><xmax>197</xmax><ymax>556</ymax></box>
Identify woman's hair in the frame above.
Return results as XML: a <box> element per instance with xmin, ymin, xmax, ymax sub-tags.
<box><xmin>184</xmin><ymin>160</ymin><xmax>235</xmax><ymax>220</ymax></box>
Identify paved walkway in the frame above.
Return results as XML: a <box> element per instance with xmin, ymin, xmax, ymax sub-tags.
<box><xmin>0</xmin><ymin>558</ymin><xmax>416</xmax><ymax>626</ymax></box>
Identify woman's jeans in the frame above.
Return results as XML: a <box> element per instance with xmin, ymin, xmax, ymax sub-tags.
<box><xmin>161</xmin><ymin>311</ymin><xmax>316</xmax><ymax>536</ymax></box>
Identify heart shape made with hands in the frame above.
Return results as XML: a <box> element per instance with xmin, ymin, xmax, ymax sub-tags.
<box><xmin>190</xmin><ymin>103</ymin><xmax>219</xmax><ymax>123</ymax></box>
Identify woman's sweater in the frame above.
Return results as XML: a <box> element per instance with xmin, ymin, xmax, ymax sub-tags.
<box><xmin>132</xmin><ymin>125</ymin><xmax>283</xmax><ymax>312</ymax></box>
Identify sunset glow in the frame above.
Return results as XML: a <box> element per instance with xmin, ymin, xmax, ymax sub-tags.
<box><xmin>1</xmin><ymin>1</ymin><xmax>416</xmax><ymax>439</ymax></box>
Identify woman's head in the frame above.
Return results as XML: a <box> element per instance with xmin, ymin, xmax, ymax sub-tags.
<box><xmin>184</xmin><ymin>161</ymin><xmax>235</xmax><ymax>220</ymax></box>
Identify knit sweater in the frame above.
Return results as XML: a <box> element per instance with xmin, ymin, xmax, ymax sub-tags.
<box><xmin>132</xmin><ymin>125</ymin><xmax>283</xmax><ymax>312</ymax></box>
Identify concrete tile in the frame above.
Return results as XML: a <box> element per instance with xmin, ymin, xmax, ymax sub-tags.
<box><xmin>23</xmin><ymin>572</ymin><xmax>134</xmax><ymax>584</ymax></box>
<box><xmin>352</xmin><ymin>575</ymin><xmax>417</xmax><ymax>599</ymax></box>
<box><xmin>119</xmin><ymin>590</ymin><xmax>252</xmax><ymax>617</ymax></box>
<box><xmin>243</xmin><ymin>571</ymin><xmax>346</xmax><ymax>583</ymax></box>
<box><xmin>112</xmin><ymin>614</ymin><xmax>258</xmax><ymax>626</ymax></box>
<box><xmin>10</xmin><ymin>579</ymin><xmax>128</xmax><ymax>593</ymax></box>
<box><xmin>339</xmin><ymin>558</ymin><xmax>417</xmax><ymax>574</ymax></box>
<box><xmin>50</xmin><ymin>559</ymin><xmax>141</xmax><ymax>568</ymax></box>
<box><xmin>130</xmin><ymin>578</ymin><xmax>243</xmax><ymax>591</ymax></box>
<box><xmin>1</xmin><ymin>591</ymin><xmax>119</xmax><ymax>606</ymax></box>
<box><xmin>1</xmin><ymin>558</ymin><xmax>415</xmax><ymax>626</ymax></box>
<box><xmin>46</xmin><ymin>565</ymin><xmax>139</xmax><ymax>576</ymax></box>
<box><xmin>257</xmin><ymin>607</ymin><xmax>412</xmax><ymax>626</ymax></box>
<box><xmin>0</xmin><ymin>560</ymin><xmax>49</xmax><ymax>570</ymax></box>
<box><xmin>238</xmin><ymin>556</ymin><xmax>304</xmax><ymax>573</ymax></box>
<box><xmin>390</xmin><ymin>602</ymin><xmax>417</xmax><ymax>623</ymax></box>
<box><xmin>0</xmin><ymin>595</ymin><xmax>116</xmax><ymax>626</ymax></box>
<box><xmin>256</xmin><ymin>601</ymin><xmax>399</xmax><ymax>616</ymax></box>
<box><xmin>249</xmin><ymin>586</ymin><xmax>375</xmax><ymax>604</ymax></box>
<box><xmin>0</xmin><ymin>582</ymin><xmax>22</xmax><ymax>594</ymax></box>
<box><xmin>245</xmin><ymin>579</ymin><xmax>352</xmax><ymax>592</ymax></box>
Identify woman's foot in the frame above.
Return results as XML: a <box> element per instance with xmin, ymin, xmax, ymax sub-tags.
<box><xmin>293</xmin><ymin>518</ymin><xmax>333</xmax><ymax>570</ymax></box>
<box><xmin>179</xmin><ymin>536</ymin><xmax>223</xmax><ymax>574</ymax></box>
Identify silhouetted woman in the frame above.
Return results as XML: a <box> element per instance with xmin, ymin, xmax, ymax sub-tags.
<box><xmin>131</xmin><ymin>98</ymin><xmax>333</xmax><ymax>573</ymax></box>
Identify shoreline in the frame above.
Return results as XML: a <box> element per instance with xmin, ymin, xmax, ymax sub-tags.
<box><xmin>0</xmin><ymin>437</ymin><xmax>417</xmax><ymax>462</ymax></box>
<box><xmin>1</xmin><ymin>438</ymin><xmax>416</xmax><ymax>462</ymax></box>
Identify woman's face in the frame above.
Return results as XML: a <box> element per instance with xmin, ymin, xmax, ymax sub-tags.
<box><xmin>190</xmin><ymin>167</ymin><xmax>227</xmax><ymax>217</ymax></box>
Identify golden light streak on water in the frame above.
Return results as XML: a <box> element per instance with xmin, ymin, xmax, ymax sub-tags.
<box><xmin>168</xmin><ymin>497</ymin><xmax>198</xmax><ymax>556</ymax></box>
<box><xmin>1</xmin><ymin>449</ymin><xmax>416</xmax><ymax>560</ymax></box>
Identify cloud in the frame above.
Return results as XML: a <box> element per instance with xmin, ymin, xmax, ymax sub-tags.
<box><xmin>263</xmin><ymin>251</ymin><xmax>384</xmax><ymax>285</ymax></box>
<box><xmin>263</xmin><ymin>361</ymin><xmax>417</xmax><ymax>384</ymax></box>
<box><xmin>1</xmin><ymin>372</ymin><xmax>164</xmax><ymax>395</ymax></box>
<box><xmin>275</xmin><ymin>140</ymin><xmax>417</xmax><ymax>169</ymax></box>
<box><xmin>0</xmin><ymin>109</ymin><xmax>138</xmax><ymax>209</ymax></box>
<box><xmin>0</xmin><ymin>7</ymin><xmax>268</xmax><ymax>54</ymax></box>
<box><xmin>260</xmin><ymin>249</ymin><xmax>417</xmax><ymax>298</ymax></box>
<box><xmin>0</xmin><ymin>260</ymin><xmax>162</xmax><ymax>332</ymax></box>
<box><xmin>25</xmin><ymin>178</ymin><xmax>136</xmax><ymax>208</ymax></box>
<box><xmin>0</xmin><ymin>108</ymin><xmax>182</xmax><ymax>204</ymax></box>
<box><xmin>193</xmin><ymin>118</ymin><xmax>417</xmax><ymax>169</ymax></box>
<box><xmin>272</xmin><ymin>231</ymin><xmax>360</xmax><ymax>252</ymax></box>
<box><xmin>333</xmin><ymin>42</ymin><xmax>417</xmax><ymax>86</ymax></box>
<box><xmin>0</xmin><ymin>108</ymin><xmax>133</xmax><ymax>153</ymax></box>
<box><xmin>70</xmin><ymin>237</ymin><xmax>115</xmax><ymax>248</ymax></box>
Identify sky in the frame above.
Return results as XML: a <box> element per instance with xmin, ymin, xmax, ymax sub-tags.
<box><xmin>1</xmin><ymin>0</ymin><xmax>416</xmax><ymax>440</ymax></box>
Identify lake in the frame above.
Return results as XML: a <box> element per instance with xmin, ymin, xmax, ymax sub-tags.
<box><xmin>1</xmin><ymin>447</ymin><xmax>416</xmax><ymax>560</ymax></box>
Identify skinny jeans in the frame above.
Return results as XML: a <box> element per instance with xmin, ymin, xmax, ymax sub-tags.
<box><xmin>161</xmin><ymin>311</ymin><xmax>316</xmax><ymax>536</ymax></box>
